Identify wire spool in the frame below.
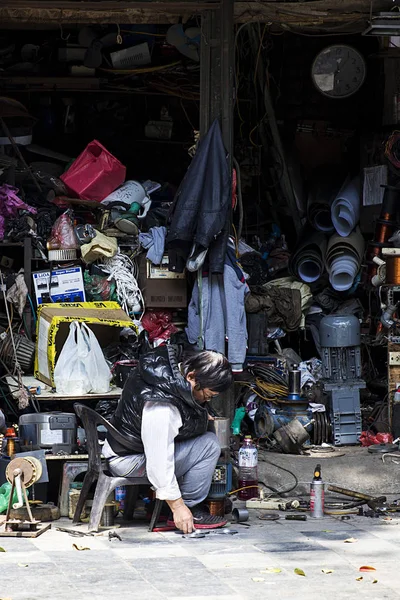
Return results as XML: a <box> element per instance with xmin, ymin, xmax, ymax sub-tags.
<box><xmin>385</xmin><ymin>255</ymin><xmax>400</xmax><ymax>284</ymax></box>
<box><xmin>206</xmin><ymin>499</ymin><xmax>225</xmax><ymax>517</ymax></box>
<box><xmin>101</xmin><ymin>503</ymin><xmax>115</xmax><ymax>527</ymax></box>
<box><xmin>6</xmin><ymin>456</ymin><xmax>42</xmax><ymax>487</ymax></box>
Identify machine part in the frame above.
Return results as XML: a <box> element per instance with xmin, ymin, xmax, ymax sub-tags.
<box><xmin>19</xmin><ymin>412</ymin><xmax>77</xmax><ymax>454</ymax></box>
<box><xmin>381</xmin><ymin>303</ymin><xmax>399</xmax><ymax>328</ymax></box>
<box><xmin>310</xmin><ymin>464</ymin><xmax>324</xmax><ymax>519</ymax></box>
<box><xmin>74</xmin><ymin>224</ymin><xmax>96</xmax><ymax>246</ymax></box>
<box><xmin>0</xmin><ymin>332</ymin><xmax>35</xmax><ymax>373</ymax></box>
<box><xmin>254</xmin><ymin>404</ymin><xmax>274</xmax><ymax>438</ymax></box>
<box><xmin>312</xmin><ymin>411</ymin><xmax>332</xmax><ymax>446</ymax></box>
<box><xmin>208</xmin><ymin>461</ymin><xmax>232</xmax><ymax>499</ymax></box>
<box><xmin>320</xmin><ymin>315</ymin><xmax>362</xmax><ymax>381</ymax></box>
<box><xmin>246</xmin><ymin>498</ymin><xmax>300</xmax><ymax>511</ymax></box>
<box><xmin>208</xmin><ymin>417</ymin><xmax>230</xmax><ymax>449</ymax></box>
<box><xmin>368</xmin><ymin>443</ymin><xmax>398</xmax><ymax>454</ymax></box>
<box><xmin>47</xmin><ymin>248</ymin><xmax>77</xmax><ymax>262</ymax></box>
<box><xmin>272</xmin><ymin>418</ymin><xmax>310</xmax><ymax>454</ymax></box>
<box><xmin>285</xmin><ymin>514</ymin><xmax>307</xmax><ymax>521</ymax></box>
<box><xmin>2</xmin><ymin>456</ymin><xmax>51</xmax><ymax>537</ymax></box>
<box><xmin>6</xmin><ymin>456</ymin><xmax>42</xmax><ymax>489</ymax></box>
<box><xmin>232</xmin><ymin>508</ymin><xmax>249</xmax><ymax>523</ymax></box>
<box><xmin>288</xmin><ymin>364</ymin><xmax>301</xmax><ymax>400</ymax></box>
<box><xmin>206</xmin><ymin>499</ymin><xmax>225</xmax><ymax>517</ymax></box>
<box><xmin>259</xmin><ymin>513</ymin><xmax>280</xmax><ymax>521</ymax></box>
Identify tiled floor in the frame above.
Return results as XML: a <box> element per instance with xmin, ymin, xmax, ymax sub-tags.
<box><xmin>1</xmin><ymin>507</ymin><xmax>400</xmax><ymax>600</ymax></box>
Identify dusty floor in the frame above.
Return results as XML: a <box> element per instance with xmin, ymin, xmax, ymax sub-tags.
<box><xmin>1</xmin><ymin>503</ymin><xmax>400</xmax><ymax>600</ymax></box>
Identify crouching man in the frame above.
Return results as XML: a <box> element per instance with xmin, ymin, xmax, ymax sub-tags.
<box><xmin>102</xmin><ymin>345</ymin><xmax>233</xmax><ymax>533</ymax></box>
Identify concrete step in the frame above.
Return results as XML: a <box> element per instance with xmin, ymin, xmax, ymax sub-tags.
<box><xmin>257</xmin><ymin>446</ymin><xmax>400</xmax><ymax>499</ymax></box>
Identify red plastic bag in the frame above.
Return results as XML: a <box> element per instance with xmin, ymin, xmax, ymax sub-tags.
<box><xmin>47</xmin><ymin>210</ymin><xmax>78</xmax><ymax>250</ymax></box>
<box><xmin>359</xmin><ymin>431</ymin><xmax>393</xmax><ymax>447</ymax></box>
<box><xmin>60</xmin><ymin>140</ymin><xmax>126</xmax><ymax>202</ymax></box>
<box><xmin>141</xmin><ymin>310</ymin><xmax>178</xmax><ymax>343</ymax></box>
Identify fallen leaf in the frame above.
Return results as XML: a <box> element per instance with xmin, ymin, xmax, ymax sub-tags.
<box><xmin>294</xmin><ymin>568</ymin><xmax>306</xmax><ymax>577</ymax></box>
<box><xmin>0</xmin><ymin>547</ymin><xmax>5</xmax><ymax>552</ymax></box>
<box><xmin>72</xmin><ymin>544</ymin><xmax>90</xmax><ymax>551</ymax></box>
<box><xmin>322</xmin><ymin>530</ymin><xmax>334</xmax><ymax>533</ymax></box>
<box><xmin>344</xmin><ymin>538</ymin><xmax>358</xmax><ymax>543</ymax></box>
<box><xmin>260</xmin><ymin>568</ymin><xmax>282</xmax><ymax>574</ymax></box>
<box><xmin>252</xmin><ymin>577</ymin><xmax>265</xmax><ymax>582</ymax></box>
<box><xmin>17</xmin><ymin>563</ymin><xmax>28</xmax><ymax>568</ymax></box>
<box><xmin>359</xmin><ymin>566</ymin><xmax>376</xmax><ymax>572</ymax></box>
<box><xmin>356</xmin><ymin>577</ymin><xmax>363</xmax><ymax>581</ymax></box>
<box><xmin>321</xmin><ymin>569</ymin><xmax>334</xmax><ymax>574</ymax></box>
<box><xmin>372</xmin><ymin>580</ymin><xmax>378</xmax><ymax>584</ymax></box>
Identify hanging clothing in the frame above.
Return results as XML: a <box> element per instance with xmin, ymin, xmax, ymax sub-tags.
<box><xmin>186</xmin><ymin>264</ymin><xmax>249</xmax><ymax>373</ymax></box>
<box><xmin>139</xmin><ymin>226</ymin><xmax>167</xmax><ymax>265</ymax></box>
<box><xmin>167</xmin><ymin>119</ymin><xmax>231</xmax><ymax>274</ymax></box>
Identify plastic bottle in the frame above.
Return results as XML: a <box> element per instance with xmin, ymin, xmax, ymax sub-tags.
<box><xmin>238</xmin><ymin>436</ymin><xmax>258</xmax><ymax>500</ymax></box>
<box><xmin>115</xmin><ymin>486</ymin><xmax>126</xmax><ymax>511</ymax></box>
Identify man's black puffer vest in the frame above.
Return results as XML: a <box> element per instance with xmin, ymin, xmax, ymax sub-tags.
<box><xmin>107</xmin><ymin>345</ymin><xmax>209</xmax><ymax>455</ymax></box>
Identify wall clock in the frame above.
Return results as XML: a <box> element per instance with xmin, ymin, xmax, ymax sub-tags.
<box><xmin>311</xmin><ymin>45</ymin><xmax>366</xmax><ymax>99</ymax></box>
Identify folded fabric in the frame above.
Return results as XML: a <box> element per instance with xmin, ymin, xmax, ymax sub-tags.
<box><xmin>139</xmin><ymin>226</ymin><xmax>167</xmax><ymax>265</ymax></box>
<box><xmin>245</xmin><ymin>286</ymin><xmax>303</xmax><ymax>332</ymax></box>
<box><xmin>81</xmin><ymin>230</ymin><xmax>118</xmax><ymax>264</ymax></box>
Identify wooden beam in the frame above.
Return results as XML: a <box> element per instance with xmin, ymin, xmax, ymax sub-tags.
<box><xmin>0</xmin><ymin>0</ymin><xmax>392</xmax><ymax>26</ymax></box>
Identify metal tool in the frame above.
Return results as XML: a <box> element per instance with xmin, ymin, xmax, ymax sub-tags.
<box><xmin>328</xmin><ymin>485</ymin><xmax>389</xmax><ymax>513</ymax></box>
<box><xmin>177</xmin><ymin>528</ymin><xmax>239</xmax><ymax>539</ymax></box>
<box><xmin>259</xmin><ymin>513</ymin><xmax>280</xmax><ymax>521</ymax></box>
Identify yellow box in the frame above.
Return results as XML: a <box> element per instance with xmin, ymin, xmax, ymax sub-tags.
<box><xmin>34</xmin><ymin>301</ymin><xmax>136</xmax><ymax>387</ymax></box>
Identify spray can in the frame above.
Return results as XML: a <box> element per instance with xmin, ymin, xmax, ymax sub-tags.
<box><xmin>310</xmin><ymin>464</ymin><xmax>324</xmax><ymax>518</ymax></box>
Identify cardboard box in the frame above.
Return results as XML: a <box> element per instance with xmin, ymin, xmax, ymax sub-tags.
<box><xmin>139</xmin><ymin>256</ymin><xmax>187</xmax><ymax>308</ymax></box>
<box><xmin>33</xmin><ymin>267</ymin><xmax>85</xmax><ymax>305</ymax></box>
<box><xmin>34</xmin><ymin>302</ymin><xmax>136</xmax><ymax>387</ymax></box>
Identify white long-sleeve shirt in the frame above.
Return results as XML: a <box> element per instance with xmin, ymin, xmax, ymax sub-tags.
<box><xmin>102</xmin><ymin>401</ymin><xmax>183</xmax><ymax>501</ymax></box>
<box><xmin>142</xmin><ymin>401</ymin><xmax>183</xmax><ymax>501</ymax></box>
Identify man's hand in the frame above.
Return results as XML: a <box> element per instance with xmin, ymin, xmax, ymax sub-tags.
<box><xmin>167</xmin><ymin>498</ymin><xmax>194</xmax><ymax>533</ymax></box>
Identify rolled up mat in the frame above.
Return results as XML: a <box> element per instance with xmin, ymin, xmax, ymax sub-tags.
<box><xmin>290</xmin><ymin>230</ymin><xmax>327</xmax><ymax>283</ymax></box>
<box><xmin>326</xmin><ymin>227</ymin><xmax>365</xmax><ymax>262</ymax></box>
<box><xmin>307</xmin><ymin>167</ymin><xmax>346</xmax><ymax>233</ymax></box>
<box><xmin>326</xmin><ymin>227</ymin><xmax>365</xmax><ymax>291</ymax></box>
<box><xmin>331</xmin><ymin>177</ymin><xmax>360</xmax><ymax>237</ymax></box>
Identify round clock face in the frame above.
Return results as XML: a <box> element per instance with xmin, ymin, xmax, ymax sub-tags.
<box><xmin>311</xmin><ymin>45</ymin><xmax>366</xmax><ymax>99</ymax></box>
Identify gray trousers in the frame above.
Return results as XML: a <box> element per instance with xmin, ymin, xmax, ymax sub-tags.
<box><xmin>105</xmin><ymin>432</ymin><xmax>221</xmax><ymax>507</ymax></box>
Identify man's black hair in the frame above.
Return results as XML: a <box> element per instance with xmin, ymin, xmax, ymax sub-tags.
<box><xmin>181</xmin><ymin>350</ymin><xmax>233</xmax><ymax>393</ymax></box>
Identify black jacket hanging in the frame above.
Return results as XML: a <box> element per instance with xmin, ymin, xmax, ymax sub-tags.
<box><xmin>166</xmin><ymin>119</ymin><xmax>231</xmax><ymax>274</ymax></box>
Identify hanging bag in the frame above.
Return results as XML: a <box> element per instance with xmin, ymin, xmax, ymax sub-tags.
<box><xmin>54</xmin><ymin>321</ymin><xmax>91</xmax><ymax>395</ymax></box>
<box><xmin>80</xmin><ymin>322</ymin><xmax>111</xmax><ymax>394</ymax></box>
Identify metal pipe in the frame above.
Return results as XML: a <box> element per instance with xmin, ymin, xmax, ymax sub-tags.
<box><xmin>328</xmin><ymin>484</ymin><xmax>386</xmax><ymax>503</ymax></box>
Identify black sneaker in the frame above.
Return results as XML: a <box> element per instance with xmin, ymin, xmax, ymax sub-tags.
<box><xmin>167</xmin><ymin>504</ymin><xmax>228</xmax><ymax>530</ymax></box>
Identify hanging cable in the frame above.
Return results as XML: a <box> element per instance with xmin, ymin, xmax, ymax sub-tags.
<box><xmin>98</xmin><ymin>252</ymin><xmax>145</xmax><ymax>319</ymax></box>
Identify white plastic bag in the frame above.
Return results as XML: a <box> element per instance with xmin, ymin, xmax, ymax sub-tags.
<box><xmin>54</xmin><ymin>321</ymin><xmax>91</xmax><ymax>395</ymax></box>
<box><xmin>80</xmin><ymin>322</ymin><xmax>111</xmax><ymax>393</ymax></box>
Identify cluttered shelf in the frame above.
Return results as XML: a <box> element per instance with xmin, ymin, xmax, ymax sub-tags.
<box><xmin>5</xmin><ymin>376</ymin><xmax>122</xmax><ymax>402</ymax></box>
